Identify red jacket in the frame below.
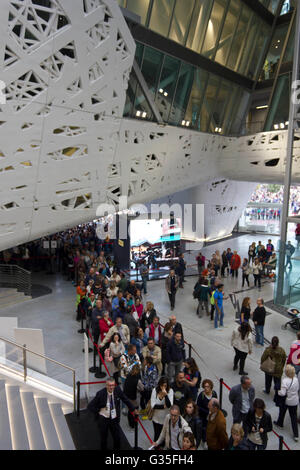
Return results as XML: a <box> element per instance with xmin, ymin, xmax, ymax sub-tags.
<box><xmin>287</xmin><ymin>340</ymin><xmax>300</xmax><ymax>366</ymax></box>
<box><xmin>99</xmin><ymin>318</ymin><xmax>114</xmax><ymax>342</ymax></box>
<box><xmin>230</xmin><ymin>254</ymin><xmax>241</xmax><ymax>270</ymax></box>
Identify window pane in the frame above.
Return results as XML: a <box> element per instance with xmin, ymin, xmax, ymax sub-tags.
<box><xmin>260</xmin><ymin>23</ymin><xmax>288</xmax><ymax>81</ymax></box>
<box><xmin>215</xmin><ymin>0</ymin><xmax>241</xmax><ymax>66</ymax></box>
<box><xmin>226</xmin><ymin>5</ymin><xmax>250</xmax><ymax>71</ymax></box>
<box><xmin>135</xmin><ymin>42</ymin><xmax>144</xmax><ymax>67</ymax></box>
<box><xmin>208</xmin><ymin>78</ymin><xmax>231</xmax><ymax>133</ymax></box>
<box><xmin>283</xmin><ymin>18</ymin><xmax>295</xmax><ymax>63</ymax></box>
<box><xmin>140</xmin><ymin>46</ymin><xmax>164</xmax><ymax>96</ymax></box>
<box><xmin>236</xmin><ymin>14</ymin><xmax>259</xmax><ymax>77</ymax></box>
<box><xmin>133</xmin><ymin>83</ymin><xmax>154</xmax><ymax>121</ymax></box>
<box><xmin>124</xmin><ymin>71</ymin><xmax>138</xmax><ymax>117</ymax></box>
<box><xmin>185</xmin><ymin>69</ymin><xmax>209</xmax><ymax>131</ymax></box>
<box><xmin>203</xmin><ymin>74</ymin><xmax>221</xmax><ymax>132</ymax></box>
<box><xmin>149</xmin><ymin>0</ymin><xmax>175</xmax><ymax>37</ymax></box>
<box><xmin>201</xmin><ymin>0</ymin><xmax>227</xmax><ymax>59</ymax></box>
<box><xmin>155</xmin><ymin>55</ymin><xmax>181</xmax><ymax>121</ymax></box>
<box><xmin>168</xmin><ymin>0</ymin><xmax>195</xmax><ymax>45</ymax></box>
<box><xmin>169</xmin><ymin>63</ymin><xmax>195</xmax><ymax>125</ymax></box>
<box><xmin>126</xmin><ymin>0</ymin><xmax>150</xmax><ymax>25</ymax></box>
<box><xmin>264</xmin><ymin>73</ymin><xmax>290</xmax><ymax>131</ymax></box>
<box><xmin>186</xmin><ymin>0</ymin><xmax>212</xmax><ymax>53</ymax></box>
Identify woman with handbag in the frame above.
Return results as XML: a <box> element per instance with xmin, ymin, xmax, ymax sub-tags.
<box><xmin>274</xmin><ymin>365</ymin><xmax>299</xmax><ymax>442</ymax></box>
<box><xmin>231</xmin><ymin>322</ymin><xmax>253</xmax><ymax>375</ymax></box>
<box><xmin>260</xmin><ymin>336</ymin><xmax>286</xmax><ymax>395</ymax></box>
<box><xmin>150</xmin><ymin>376</ymin><xmax>174</xmax><ymax>442</ymax></box>
<box><xmin>107</xmin><ymin>332</ymin><xmax>125</xmax><ymax>384</ymax></box>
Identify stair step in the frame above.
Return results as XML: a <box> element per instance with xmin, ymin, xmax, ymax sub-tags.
<box><xmin>0</xmin><ymin>291</ymin><xmax>23</xmax><ymax>301</ymax></box>
<box><xmin>0</xmin><ymin>296</ymin><xmax>31</xmax><ymax>309</ymax></box>
<box><xmin>0</xmin><ymin>289</ymin><xmax>18</xmax><ymax>299</ymax></box>
<box><xmin>49</xmin><ymin>402</ymin><xmax>75</xmax><ymax>450</ymax></box>
<box><xmin>20</xmin><ymin>391</ymin><xmax>46</xmax><ymax>450</ymax></box>
<box><xmin>5</xmin><ymin>384</ymin><xmax>30</xmax><ymax>450</ymax></box>
<box><xmin>34</xmin><ymin>397</ymin><xmax>61</xmax><ymax>450</ymax></box>
<box><xmin>0</xmin><ymin>380</ymin><xmax>12</xmax><ymax>450</ymax></box>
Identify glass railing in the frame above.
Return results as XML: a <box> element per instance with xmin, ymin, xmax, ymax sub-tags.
<box><xmin>0</xmin><ymin>336</ymin><xmax>76</xmax><ymax>412</ymax></box>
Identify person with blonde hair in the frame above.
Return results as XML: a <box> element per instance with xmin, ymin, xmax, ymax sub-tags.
<box><xmin>274</xmin><ymin>365</ymin><xmax>299</xmax><ymax>442</ymax></box>
<box><xmin>227</xmin><ymin>423</ymin><xmax>249</xmax><ymax>450</ymax></box>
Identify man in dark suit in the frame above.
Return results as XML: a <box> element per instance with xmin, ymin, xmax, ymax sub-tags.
<box><xmin>87</xmin><ymin>377</ymin><xmax>139</xmax><ymax>450</ymax></box>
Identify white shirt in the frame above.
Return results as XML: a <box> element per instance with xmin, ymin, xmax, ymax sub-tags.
<box><xmin>99</xmin><ymin>392</ymin><xmax>114</xmax><ymax>418</ymax></box>
<box><xmin>279</xmin><ymin>377</ymin><xmax>299</xmax><ymax>406</ymax></box>
<box><xmin>170</xmin><ymin>420</ymin><xmax>180</xmax><ymax>450</ymax></box>
<box><xmin>241</xmin><ymin>388</ymin><xmax>250</xmax><ymax>414</ymax></box>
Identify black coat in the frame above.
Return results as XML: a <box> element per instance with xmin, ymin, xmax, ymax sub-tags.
<box><xmin>87</xmin><ymin>386</ymin><xmax>137</xmax><ymax>423</ymax></box>
<box><xmin>226</xmin><ymin>436</ymin><xmax>250</xmax><ymax>450</ymax></box>
<box><xmin>244</xmin><ymin>409</ymin><xmax>273</xmax><ymax>447</ymax></box>
<box><xmin>139</xmin><ymin>308</ymin><xmax>156</xmax><ymax>331</ymax></box>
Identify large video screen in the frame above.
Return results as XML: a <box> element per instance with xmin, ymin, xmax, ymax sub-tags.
<box><xmin>130</xmin><ymin>218</ymin><xmax>181</xmax><ymax>247</ymax></box>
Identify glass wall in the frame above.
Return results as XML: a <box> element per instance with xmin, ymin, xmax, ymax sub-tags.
<box><xmin>274</xmin><ymin>223</ymin><xmax>300</xmax><ymax>309</ymax></box>
<box><xmin>118</xmin><ymin>0</ymin><xmax>272</xmax><ymax>80</ymax></box>
<box><xmin>125</xmin><ymin>42</ymin><xmax>250</xmax><ymax>135</ymax></box>
<box><xmin>265</xmin><ymin>72</ymin><xmax>291</xmax><ymax>130</ymax></box>
<box><xmin>259</xmin><ymin>23</ymin><xmax>289</xmax><ymax>81</ymax></box>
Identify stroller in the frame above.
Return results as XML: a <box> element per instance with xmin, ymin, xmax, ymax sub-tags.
<box><xmin>281</xmin><ymin>308</ymin><xmax>300</xmax><ymax>331</ymax></box>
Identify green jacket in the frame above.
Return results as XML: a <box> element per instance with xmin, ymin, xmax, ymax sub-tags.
<box><xmin>260</xmin><ymin>346</ymin><xmax>286</xmax><ymax>378</ymax></box>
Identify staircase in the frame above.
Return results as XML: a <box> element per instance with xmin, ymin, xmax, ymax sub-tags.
<box><xmin>0</xmin><ymin>288</ymin><xmax>32</xmax><ymax>309</ymax></box>
<box><xmin>0</xmin><ymin>377</ymin><xmax>75</xmax><ymax>450</ymax></box>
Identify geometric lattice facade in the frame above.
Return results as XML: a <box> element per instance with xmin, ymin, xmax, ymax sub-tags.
<box><xmin>0</xmin><ymin>1</ymin><xmax>299</xmax><ymax>251</ymax></box>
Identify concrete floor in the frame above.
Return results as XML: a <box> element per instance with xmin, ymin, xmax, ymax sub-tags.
<box><xmin>1</xmin><ymin>233</ymin><xmax>300</xmax><ymax>450</ymax></box>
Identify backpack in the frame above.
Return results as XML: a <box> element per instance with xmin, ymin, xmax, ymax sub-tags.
<box><xmin>193</xmin><ymin>283</ymin><xmax>201</xmax><ymax>299</ymax></box>
<box><xmin>210</xmin><ymin>290</ymin><xmax>216</xmax><ymax>305</ymax></box>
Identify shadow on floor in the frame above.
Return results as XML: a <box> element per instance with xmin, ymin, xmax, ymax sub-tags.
<box><xmin>65</xmin><ymin>410</ymin><xmax>132</xmax><ymax>450</ymax></box>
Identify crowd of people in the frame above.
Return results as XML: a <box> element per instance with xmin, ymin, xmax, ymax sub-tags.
<box><xmin>1</xmin><ymin>216</ymin><xmax>300</xmax><ymax>451</ymax></box>
<box><xmin>70</xmin><ymin>233</ymin><xmax>300</xmax><ymax>451</ymax></box>
<box><xmin>250</xmin><ymin>184</ymin><xmax>300</xmax><ymax>215</ymax></box>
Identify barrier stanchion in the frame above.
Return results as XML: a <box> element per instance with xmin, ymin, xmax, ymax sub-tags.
<box><xmin>78</xmin><ymin>315</ymin><xmax>85</xmax><ymax>334</ymax></box>
<box><xmin>89</xmin><ymin>345</ymin><xmax>97</xmax><ymax>373</ymax></box>
<box><xmin>279</xmin><ymin>435</ymin><xmax>284</xmax><ymax>450</ymax></box>
<box><xmin>134</xmin><ymin>417</ymin><xmax>139</xmax><ymax>450</ymax></box>
<box><xmin>76</xmin><ymin>381</ymin><xmax>81</xmax><ymax>417</ymax></box>
<box><xmin>219</xmin><ymin>378</ymin><xmax>223</xmax><ymax>411</ymax></box>
<box><xmin>95</xmin><ymin>346</ymin><xmax>106</xmax><ymax>379</ymax></box>
<box><xmin>77</xmin><ymin>303</ymin><xmax>85</xmax><ymax>334</ymax></box>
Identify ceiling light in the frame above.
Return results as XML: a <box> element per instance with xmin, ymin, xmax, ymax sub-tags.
<box><xmin>280</xmin><ymin>123</ymin><xmax>285</xmax><ymax>129</ymax></box>
<box><xmin>274</xmin><ymin>124</ymin><xmax>279</xmax><ymax>129</ymax></box>
<box><xmin>142</xmin><ymin>111</ymin><xmax>147</xmax><ymax>118</ymax></box>
<box><xmin>182</xmin><ymin>120</ymin><xmax>186</xmax><ymax>126</ymax></box>
<box><xmin>159</xmin><ymin>88</ymin><xmax>163</xmax><ymax>94</ymax></box>
<box><xmin>186</xmin><ymin>121</ymin><xmax>190</xmax><ymax>127</ymax></box>
<box><xmin>164</xmin><ymin>92</ymin><xmax>168</xmax><ymax>97</ymax></box>
<box><xmin>136</xmin><ymin>110</ymin><xmax>141</xmax><ymax>117</ymax></box>
<box><xmin>285</xmin><ymin>121</ymin><xmax>289</xmax><ymax>126</ymax></box>
<box><xmin>256</xmin><ymin>105</ymin><xmax>268</xmax><ymax>109</ymax></box>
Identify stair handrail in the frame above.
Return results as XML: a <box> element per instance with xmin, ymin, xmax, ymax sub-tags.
<box><xmin>0</xmin><ymin>264</ymin><xmax>32</xmax><ymax>297</ymax></box>
<box><xmin>0</xmin><ymin>335</ymin><xmax>76</xmax><ymax>412</ymax></box>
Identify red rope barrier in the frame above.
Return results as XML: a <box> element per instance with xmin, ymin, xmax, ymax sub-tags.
<box><xmin>87</xmin><ymin>329</ymin><xmax>111</xmax><ymax>376</ymax></box>
<box><xmin>80</xmin><ymin>381</ymin><xmax>107</xmax><ymax>385</ymax></box>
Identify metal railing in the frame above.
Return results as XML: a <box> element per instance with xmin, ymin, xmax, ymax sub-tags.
<box><xmin>0</xmin><ymin>336</ymin><xmax>76</xmax><ymax>412</ymax></box>
<box><xmin>0</xmin><ymin>264</ymin><xmax>32</xmax><ymax>296</ymax></box>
